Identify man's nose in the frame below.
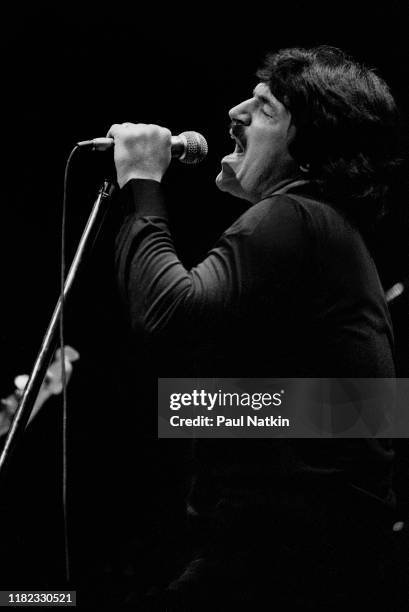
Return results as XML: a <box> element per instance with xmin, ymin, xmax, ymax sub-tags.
<box><xmin>229</xmin><ymin>98</ymin><xmax>252</xmax><ymax>124</ymax></box>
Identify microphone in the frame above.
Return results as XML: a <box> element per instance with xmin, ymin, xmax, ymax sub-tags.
<box><xmin>77</xmin><ymin>131</ymin><xmax>208</xmax><ymax>164</ymax></box>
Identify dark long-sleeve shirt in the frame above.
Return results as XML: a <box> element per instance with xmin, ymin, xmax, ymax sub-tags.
<box><xmin>116</xmin><ymin>179</ymin><xmax>396</xmax><ymax>512</ymax></box>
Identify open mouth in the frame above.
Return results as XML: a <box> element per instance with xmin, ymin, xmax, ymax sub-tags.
<box><xmin>234</xmin><ymin>140</ymin><xmax>245</xmax><ymax>155</ymax></box>
<box><xmin>229</xmin><ymin>128</ymin><xmax>246</xmax><ymax>155</ymax></box>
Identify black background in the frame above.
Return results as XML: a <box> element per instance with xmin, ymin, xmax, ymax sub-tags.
<box><xmin>0</xmin><ymin>3</ymin><xmax>409</xmax><ymax>606</ymax></box>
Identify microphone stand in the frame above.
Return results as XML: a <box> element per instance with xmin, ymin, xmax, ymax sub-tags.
<box><xmin>0</xmin><ymin>180</ymin><xmax>116</xmax><ymax>477</ymax></box>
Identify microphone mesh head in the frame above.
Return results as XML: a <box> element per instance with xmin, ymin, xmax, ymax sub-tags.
<box><xmin>180</xmin><ymin>131</ymin><xmax>208</xmax><ymax>164</ymax></box>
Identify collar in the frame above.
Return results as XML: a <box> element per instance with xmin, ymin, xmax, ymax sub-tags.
<box><xmin>267</xmin><ymin>179</ymin><xmax>311</xmax><ymax>197</ymax></box>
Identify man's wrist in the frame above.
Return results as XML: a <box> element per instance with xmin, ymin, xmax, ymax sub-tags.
<box><xmin>119</xmin><ymin>172</ymin><xmax>162</xmax><ymax>189</ymax></box>
<box><xmin>119</xmin><ymin>178</ymin><xmax>168</xmax><ymax>217</ymax></box>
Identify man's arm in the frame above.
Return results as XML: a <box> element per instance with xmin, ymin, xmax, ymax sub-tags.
<box><xmin>115</xmin><ymin>179</ymin><xmax>242</xmax><ymax>338</ymax></box>
<box><xmin>110</xmin><ymin>123</ymin><xmax>312</xmax><ymax>340</ymax></box>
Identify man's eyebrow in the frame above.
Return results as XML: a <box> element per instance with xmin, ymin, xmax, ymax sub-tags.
<box><xmin>252</xmin><ymin>87</ymin><xmax>275</xmax><ymax>107</ymax></box>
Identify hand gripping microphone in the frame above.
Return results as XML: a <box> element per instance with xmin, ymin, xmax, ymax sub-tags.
<box><xmin>77</xmin><ymin>131</ymin><xmax>208</xmax><ymax>164</ymax></box>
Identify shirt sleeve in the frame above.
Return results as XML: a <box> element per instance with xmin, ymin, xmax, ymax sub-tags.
<box><xmin>115</xmin><ymin>179</ymin><xmax>313</xmax><ymax>341</ymax></box>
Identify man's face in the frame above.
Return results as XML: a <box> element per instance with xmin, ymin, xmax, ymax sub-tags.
<box><xmin>216</xmin><ymin>83</ymin><xmax>298</xmax><ymax>203</ymax></box>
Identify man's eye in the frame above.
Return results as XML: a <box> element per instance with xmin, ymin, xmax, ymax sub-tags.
<box><xmin>262</xmin><ymin>108</ymin><xmax>274</xmax><ymax>118</ymax></box>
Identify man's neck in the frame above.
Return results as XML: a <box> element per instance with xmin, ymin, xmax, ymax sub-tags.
<box><xmin>261</xmin><ymin>175</ymin><xmax>310</xmax><ymax>200</ymax></box>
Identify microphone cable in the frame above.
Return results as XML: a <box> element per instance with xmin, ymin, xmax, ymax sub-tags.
<box><xmin>60</xmin><ymin>145</ymin><xmax>79</xmax><ymax>584</ymax></box>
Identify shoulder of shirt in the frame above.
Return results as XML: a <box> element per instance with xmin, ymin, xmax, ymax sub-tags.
<box><xmin>225</xmin><ymin>191</ymin><xmax>349</xmax><ymax>238</ymax></box>
<box><xmin>259</xmin><ymin>191</ymin><xmax>347</xmax><ymax>223</ymax></box>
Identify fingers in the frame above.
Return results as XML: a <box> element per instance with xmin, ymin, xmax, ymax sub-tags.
<box><xmin>106</xmin><ymin>123</ymin><xmax>122</xmax><ymax>139</ymax></box>
<box><xmin>106</xmin><ymin>123</ymin><xmax>130</xmax><ymax>138</ymax></box>
<box><xmin>106</xmin><ymin>123</ymin><xmax>172</xmax><ymax>186</ymax></box>
<box><xmin>106</xmin><ymin>123</ymin><xmax>171</xmax><ymax>144</ymax></box>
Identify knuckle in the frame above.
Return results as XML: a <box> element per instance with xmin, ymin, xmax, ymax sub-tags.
<box><xmin>106</xmin><ymin>123</ymin><xmax>119</xmax><ymax>137</ymax></box>
<box><xmin>150</xmin><ymin>125</ymin><xmax>159</xmax><ymax>135</ymax></box>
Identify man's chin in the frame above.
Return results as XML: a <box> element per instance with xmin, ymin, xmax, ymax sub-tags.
<box><xmin>215</xmin><ymin>169</ymin><xmax>230</xmax><ymax>193</ymax></box>
<box><xmin>215</xmin><ymin>165</ymin><xmax>252</xmax><ymax>202</ymax></box>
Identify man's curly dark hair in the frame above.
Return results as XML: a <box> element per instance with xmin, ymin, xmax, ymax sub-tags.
<box><xmin>257</xmin><ymin>46</ymin><xmax>403</xmax><ymax>226</ymax></box>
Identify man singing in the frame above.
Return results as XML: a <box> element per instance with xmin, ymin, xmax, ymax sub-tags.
<box><xmin>109</xmin><ymin>47</ymin><xmax>404</xmax><ymax>609</ymax></box>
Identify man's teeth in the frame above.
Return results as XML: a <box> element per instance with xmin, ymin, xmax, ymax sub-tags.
<box><xmin>230</xmin><ymin>131</ymin><xmax>245</xmax><ymax>154</ymax></box>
